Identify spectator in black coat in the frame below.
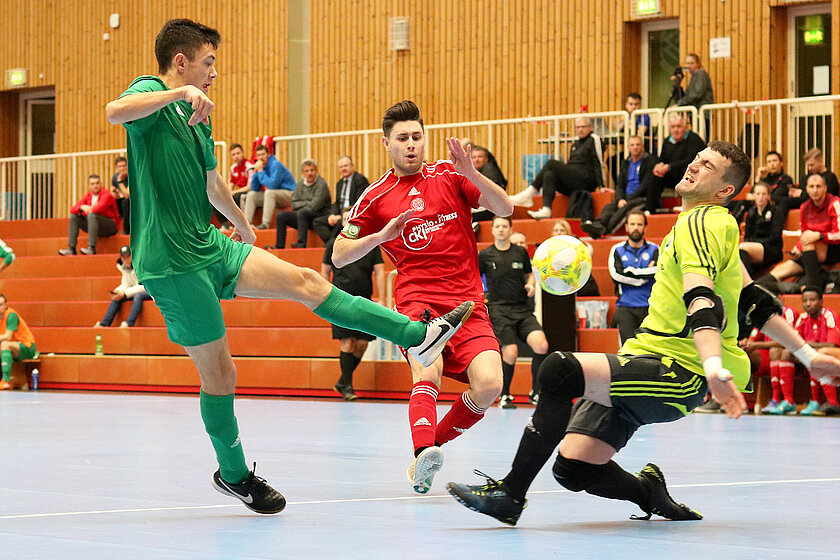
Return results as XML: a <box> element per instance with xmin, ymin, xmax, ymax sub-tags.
<box><xmin>645</xmin><ymin>113</ymin><xmax>706</xmax><ymax>212</ymax></box>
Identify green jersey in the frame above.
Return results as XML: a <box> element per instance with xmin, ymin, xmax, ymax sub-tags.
<box><xmin>120</xmin><ymin>75</ymin><xmax>226</xmax><ymax>281</ymax></box>
<box><xmin>620</xmin><ymin>204</ymin><xmax>750</xmax><ymax>389</ymax></box>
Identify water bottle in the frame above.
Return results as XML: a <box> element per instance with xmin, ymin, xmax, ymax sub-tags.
<box><xmin>95</xmin><ymin>334</ymin><xmax>104</xmax><ymax>356</ymax></box>
<box><xmin>30</xmin><ymin>368</ymin><xmax>39</xmax><ymax>391</ymax></box>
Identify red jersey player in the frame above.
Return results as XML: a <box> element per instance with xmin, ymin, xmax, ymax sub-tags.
<box><xmin>742</xmin><ymin>305</ymin><xmax>797</xmax><ymax>414</ymax></box>
<box><xmin>333</xmin><ymin>100</ymin><xmax>513</xmax><ymax>493</ymax></box>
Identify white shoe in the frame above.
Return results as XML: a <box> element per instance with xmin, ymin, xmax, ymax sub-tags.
<box><xmin>119</xmin><ymin>321</ymin><xmax>129</xmax><ymax>328</ymax></box>
<box><xmin>93</xmin><ymin>321</ymin><xmax>102</xmax><ymax>328</ymax></box>
<box><xmin>509</xmin><ymin>185</ymin><xmax>536</xmax><ymax>207</ymax></box>
<box><xmin>527</xmin><ymin>207</ymin><xmax>552</xmax><ymax>220</ymax></box>
<box><xmin>406</xmin><ymin>446</ymin><xmax>444</xmax><ymax>494</ymax></box>
<box><xmin>407</xmin><ymin>301</ymin><xmax>475</xmax><ymax>367</ymax></box>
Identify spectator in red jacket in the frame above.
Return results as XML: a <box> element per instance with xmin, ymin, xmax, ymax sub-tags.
<box><xmin>767</xmin><ymin>173</ymin><xmax>840</xmax><ymax>289</ymax></box>
<box><xmin>59</xmin><ymin>174</ymin><xmax>121</xmax><ymax>255</ymax></box>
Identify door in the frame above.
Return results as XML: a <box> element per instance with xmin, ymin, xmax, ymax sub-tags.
<box><xmin>641</xmin><ymin>20</ymin><xmax>680</xmax><ymax>110</ymax></box>
<box><xmin>19</xmin><ymin>95</ymin><xmax>55</xmax><ymax>219</ymax></box>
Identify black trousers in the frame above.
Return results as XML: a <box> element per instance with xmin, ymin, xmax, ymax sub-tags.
<box><xmin>275</xmin><ymin>209</ymin><xmax>325</xmax><ymax>248</ymax></box>
<box><xmin>645</xmin><ymin>168</ymin><xmax>684</xmax><ymax>212</ymax></box>
<box><xmin>533</xmin><ymin>160</ymin><xmax>597</xmax><ymax>208</ymax></box>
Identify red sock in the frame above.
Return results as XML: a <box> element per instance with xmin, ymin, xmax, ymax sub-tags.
<box><xmin>822</xmin><ymin>382</ymin><xmax>840</xmax><ymax>406</ymax></box>
<box><xmin>810</xmin><ymin>379</ymin><xmax>822</xmax><ymax>402</ymax></box>
<box><xmin>769</xmin><ymin>361</ymin><xmax>782</xmax><ymax>402</ymax></box>
<box><xmin>435</xmin><ymin>391</ymin><xmax>486</xmax><ymax>445</ymax></box>
<box><xmin>408</xmin><ymin>381</ymin><xmax>439</xmax><ymax>453</ymax></box>
<box><xmin>779</xmin><ymin>361</ymin><xmax>795</xmax><ymax>403</ymax></box>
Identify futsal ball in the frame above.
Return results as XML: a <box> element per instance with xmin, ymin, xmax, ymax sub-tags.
<box><xmin>532</xmin><ymin>235</ymin><xmax>592</xmax><ymax>296</ymax></box>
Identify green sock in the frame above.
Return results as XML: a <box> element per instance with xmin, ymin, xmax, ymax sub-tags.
<box><xmin>314</xmin><ymin>287</ymin><xmax>425</xmax><ymax>348</ymax></box>
<box><xmin>1</xmin><ymin>349</ymin><xmax>11</xmax><ymax>382</ymax></box>
<box><xmin>200</xmin><ymin>391</ymin><xmax>250</xmax><ymax>484</ymax></box>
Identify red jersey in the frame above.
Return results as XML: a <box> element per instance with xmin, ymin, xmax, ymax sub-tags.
<box><xmin>800</xmin><ymin>193</ymin><xmax>840</xmax><ymax>244</ymax></box>
<box><xmin>343</xmin><ymin>160</ymin><xmax>483</xmax><ymax>308</ymax></box>
<box><xmin>795</xmin><ymin>306</ymin><xmax>840</xmax><ymax>345</ymax></box>
<box><xmin>229</xmin><ymin>160</ymin><xmax>254</xmax><ymax>188</ymax></box>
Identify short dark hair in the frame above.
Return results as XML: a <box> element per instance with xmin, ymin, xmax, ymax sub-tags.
<box><xmin>255</xmin><ymin>144</ymin><xmax>269</xmax><ymax>153</ymax></box>
<box><xmin>472</xmin><ymin>146</ymin><xmax>489</xmax><ymax>157</ymax></box>
<box><xmin>805</xmin><ymin>172</ymin><xmax>827</xmax><ymax>186</ymax></box>
<box><xmin>766</xmin><ymin>150</ymin><xmax>783</xmax><ymax>161</ymax></box>
<box><xmin>382</xmin><ymin>100</ymin><xmax>424</xmax><ymax>138</ymax></box>
<box><xmin>801</xmin><ymin>285</ymin><xmax>823</xmax><ymax>299</ymax></box>
<box><xmin>88</xmin><ymin>174</ymin><xmax>101</xmax><ymax>181</ymax></box>
<box><xmin>492</xmin><ymin>215</ymin><xmax>512</xmax><ymax>226</ymax></box>
<box><xmin>0</xmin><ymin>293</ymin><xmax>7</xmax><ymax>303</ymax></box>
<box><xmin>230</xmin><ymin>143</ymin><xmax>243</xmax><ymax>152</ymax></box>
<box><xmin>627</xmin><ymin>92</ymin><xmax>642</xmax><ymax>102</ymax></box>
<box><xmin>114</xmin><ymin>156</ymin><xmax>127</xmax><ymax>165</ymax></box>
<box><xmin>708</xmin><ymin>141</ymin><xmax>751</xmax><ymax>203</ymax></box>
<box><xmin>626</xmin><ymin>208</ymin><xmax>647</xmax><ymax>225</ymax></box>
<box><xmin>155</xmin><ymin>19</ymin><xmax>220</xmax><ymax>74</ymax></box>
<box><xmin>687</xmin><ymin>53</ymin><xmax>702</xmax><ymax>65</ymax></box>
<box><xmin>751</xmin><ymin>181</ymin><xmax>771</xmax><ymax>193</ymax></box>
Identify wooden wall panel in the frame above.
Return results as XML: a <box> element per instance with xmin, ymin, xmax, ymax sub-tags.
<box><xmin>0</xmin><ymin>0</ymin><xmax>288</xmax><ymax>154</ymax></box>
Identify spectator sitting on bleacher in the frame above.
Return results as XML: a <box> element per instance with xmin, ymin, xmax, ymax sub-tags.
<box><xmin>111</xmin><ymin>156</ymin><xmax>131</xmax><ymax>234</ymax></box>
<box><xmin>749</xmin><ymin>305</ymin><xmax>797</xmax><ymax>415</ymax></box>
<box><xmin>757</xmin><ymin>150</ymin><xmax>794</xmax><ymax>206</ymax></box>
<box><xmin>469</xmin><ymin>145</ymin><xmax>508</xmax><ymax>225</ymax></box>
<box><xmin>765</xmin><ymin>174</ymin><xmax>840</xmax><ymax>291</ymax></box>
<box><xmin>242</xmin><ymin>144</ymin><xmax>296</xmax><ymax>230</ymax></box>
<box><xmin>312</xmin><ymin>156</ymin><xmax>369</xmax><ymax>243</ymax></box>
<box><xmin>644</xmin><ymin>113</ymin><xmax>706</xmax><ymax>213</ymax></box>
<box><xmin>581</xmin><ymin>135</ymin><xmax>655</xmax><ymax>239</ymax></box>
<box><xmin>94</xmin><ymin>245</ymin><xmax>152</xmax><ymax>329</ymax></box>
<box><xmin>0</xmin><ymin>238</ymin><xmax>15</xmax><ymax>276</ymax></box>
<box><xmin>607</xmin><ymin>210</ymin><xmax>659</xmax><ymax>345</ymax></box>
<box><xmin>59</xmin><ymin>174</ymin><xmax>120</xmax><ymax>256</ymax></box>
<box><xmin>268</xmin><ymin>158</ymin><xmax>331</xmax><ymax>249</ymax></box>
<box><xmin>214</xmin><ymin>143</ymin><xmax>253</xmax><ymax>232</ymax></box>
<box><xmin>510</xmin><ymin>231</ymin><xmax>528</xmax><ymax>249</ymax></box>
<box><xmin>509</xmin><ymin>118</ymin><xmax>604</xmax><ymax>220</ymax></box>
<box><xmin>776</xmin><ymin>286</ymin><xmax>840</xmax><ymax>416</ymax></box>
<box><xmin>739</xmin><ymin>183</ymin><xmax>785</xmax><ymax>278</ymax></box>
<box><xmin>551</xmin><ymin>219</ymin><xmax>600</xmax><ymax>296</ymax></box>
<box><xmin>774</xmin><ymin>148</ymin><xmax>840</xmax><ymax>217</ymax></box>
<box><xmin>0</xmin><ymin>294</ymin><xmax>37</xmax><ymax>391</ymax></box>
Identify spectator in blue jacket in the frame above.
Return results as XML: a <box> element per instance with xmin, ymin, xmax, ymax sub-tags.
<box><xmin>241</xmin><ymin>144</ymin><xmax>296</xmax><ymax>229</ymax></box>
<box><xmin>607</xmin><ymin>209</ymin><xmax>659</xmax><ymax>345</ymax></box>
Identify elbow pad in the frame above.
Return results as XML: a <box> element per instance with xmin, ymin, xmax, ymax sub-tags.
<box><xmin>738</xmin><ymin>282</ymin><xmax>783</xmax><ymax>331</ymax></box>
<box><xmin>683</xmin><ymin>286</ymin><xmax>726</xmax><ymax>333</ymax></box>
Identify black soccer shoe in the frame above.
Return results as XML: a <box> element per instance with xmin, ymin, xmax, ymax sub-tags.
<box><xmin>407</xmin><ymin>301</ymin><xmax>475</xmax><ymax>367</ymax></box>
<box><xmin>212</xmin><ymin>463</ymin><xmax>287</xmax><ymax>514</ymax></box>
<box><xmin>446</xmin><ymin>470</ymin><xmax>526</xmax><ymax>526</ymax></box>
<box><xmin>634</xmin><ymin>463</ymin><xmax>702</xmax><ymax>521</ymax></box>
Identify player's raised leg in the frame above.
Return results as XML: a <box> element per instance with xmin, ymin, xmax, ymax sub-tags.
<box><xmin>235</xmin><ymin>246</ymin><xmax>473</xmax><ymax>366</ymax></box>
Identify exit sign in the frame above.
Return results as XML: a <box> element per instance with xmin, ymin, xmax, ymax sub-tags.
<box><xmin>5</xmin><ymin>68</ymin><xmax>27</xmax><ymax>88</ymax></box>
<box><xmin>636</xmin><ymin>0</ymin><xmax>660</xmax><ymax>16</ymax></box>
<box><xmin>804</xmin><ymin>29</ymin><xmax>824</xmax><ymax>45</ymax></box>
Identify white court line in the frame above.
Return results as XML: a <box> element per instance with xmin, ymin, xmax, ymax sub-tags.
<box><xmin>2</xmin><ymin>477</ymin><xmax>839</xmax><ymax>520</ymax></box>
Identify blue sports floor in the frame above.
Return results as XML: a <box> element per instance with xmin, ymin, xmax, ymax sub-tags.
<box><xmin>2</xmin><ymin>391</ymin><xmax>840</xmax><ymax>559</ymax></box>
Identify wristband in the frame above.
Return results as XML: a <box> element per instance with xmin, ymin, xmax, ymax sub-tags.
<box><xmin>793</xmin><ymin>344</ymin><xmax>819</xmax><ymax>368</ymax></box>
<box><xmin>702</xmin><ymin>356</ymin><xmax>729</xmax><ymax>380</ymax></box>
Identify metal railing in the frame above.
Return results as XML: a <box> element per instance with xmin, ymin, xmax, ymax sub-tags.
<box><xmin>2</xmin><ymin>94</ymin><xmax>838</xmax><ymax>221</ymax></box>
<box><xmin>0</xmin><ymin>143</ymin><xmax>228</xmax><ymax>221</ymax></box>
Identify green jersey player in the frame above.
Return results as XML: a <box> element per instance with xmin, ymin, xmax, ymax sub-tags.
<box><xmin>447</xmin><ymin>141</ymin><xmax>840</xmax><ymax>525</ymax></box>
<box><xmin>106</xmin><ymin>18</ymin><xmax>472</xmax><ymax>515</ymax></box>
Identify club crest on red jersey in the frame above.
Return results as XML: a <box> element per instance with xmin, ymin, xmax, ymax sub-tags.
<box><xmin>411</xmin><ymin>198</ymin><xmax>425</xmax><ymax>212</ymax></box>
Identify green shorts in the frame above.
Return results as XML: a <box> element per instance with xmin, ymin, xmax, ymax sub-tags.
<box><xmin>142</xmin><ymin>239</ymin><xmax>253</xmax><ymax>347</ymax></box>
<box><xmin>17</xmin><ymin>342</ymin><xmax>37</xmax><ymax>361</ymax></box>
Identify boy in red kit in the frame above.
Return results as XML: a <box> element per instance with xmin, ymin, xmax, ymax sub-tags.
<box><xmin>746</xmin><ymin>305</ymin><xmax>797</xmax><ymax>414</ymax></box>
<box><xmin>791</xmin><ymin>287</ymin><xmax>840</xmax><ymax>415</ymax></box>
<box><xmin>333</xmin><ymin>100</ymin><xmax>514</xmax><ymax>493</ymax></box>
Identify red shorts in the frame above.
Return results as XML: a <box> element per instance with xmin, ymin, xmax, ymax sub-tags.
<box><xmin>756</xmin><ymin>348</ymin><xmax>770</xmax><ymax>376</ymax></box>
<box><xmin>399</xmin><ymin>300</ymin><xmax>500</xmax><ymax>383</ymax></box>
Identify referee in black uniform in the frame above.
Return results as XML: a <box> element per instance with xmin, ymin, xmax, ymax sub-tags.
<box><xmin>479</xmin><ymin>216</ymin><xmax>549</xmax><ymax>408</ymax></box>
<box><xmin>321</xmin><ymin>220</ymin><xmax>386</xmax><ymax>400</ymax></box>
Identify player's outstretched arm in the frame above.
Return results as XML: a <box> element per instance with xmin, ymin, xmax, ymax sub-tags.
<box><xmin>106</xmin><ymin>85</ymin><xmax>213</xmax><ymax>126</ymax></box>
<box><xmin>761</xmin><ymin>314</ymin><xmax>840</xmax><ymax>384</ymax></box>
<box><xmin>684</xmin><ymin>272</ymin><xmax>746</xmax><ymax>419</ymax></box>
<box><xmin>332</xmin><ymin>209</ymin><xmax>415</xmax><ymax>268</ymax></box>
<box><xmin>206</xmin><ymin>170</ymin><xmax>255</xmax><ymax>245</ymax></box>
<box><xmin>446</xmin><ymin>138</ymin><xmax>513</xmax><ymax>217</ymax></box>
